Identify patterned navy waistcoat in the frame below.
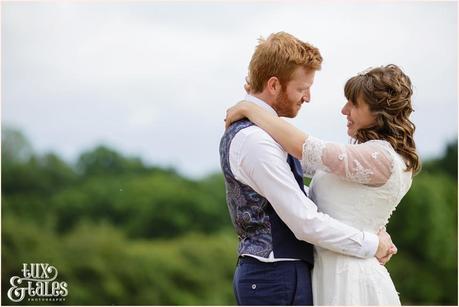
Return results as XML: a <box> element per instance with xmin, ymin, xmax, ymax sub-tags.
<box><xmin>219</xmin><ymin>119</ymin><xmax>313</xmax><ymax>264</ymax></box>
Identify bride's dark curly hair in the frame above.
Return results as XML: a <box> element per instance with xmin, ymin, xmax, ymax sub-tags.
<box><xmin>344</xmin><ymin>64</ymin><xmax>421</xmax><ymax>174</ymax></box>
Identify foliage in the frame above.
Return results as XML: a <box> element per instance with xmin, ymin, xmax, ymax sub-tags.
<box><xmin>1</xmin><ymin>127</ymin><xmax>457</xmax><ymax>305</ymax></box>
<box><xmin>387</xmin><ymin>172</ymin><xmax>457</xmax><ymax>305</ymax></box>
<box><xmin>76</xmin><ymin>146</ymin><xmax>146</xmax><ymax>177</ymax></box>
<box><xmin>422</xmin><ymin>138</ymin><xmax>458</xmax><ymax>180</ymax></box>
<box><xmin>2</xmin><ymin>219</ymin><xmax>237</xmax><ymax>305</ymax></box>
<box><xmin>1</xmin><ymin>126</ymin><xmax>33</xmax><ymax>164</ymax></box>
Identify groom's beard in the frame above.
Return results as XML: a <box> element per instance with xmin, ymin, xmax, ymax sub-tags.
<box><xmin>274</xmin><ymin>89</ymin><xmax>301</xmax><ymax>118</ymax></box>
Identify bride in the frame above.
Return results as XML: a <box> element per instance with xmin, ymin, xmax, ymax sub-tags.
<box><xmin>224</xmin><ymin>64</ymin><xmax>420</xmax><ymax>305</ymax></box>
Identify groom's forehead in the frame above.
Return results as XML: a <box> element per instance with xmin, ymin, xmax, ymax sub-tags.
<box><xmin>289</xmin><ymin>76</ymin><xmax>314</xmax><ymax>87</ymax></box>
<box><xmin>288</xmin><ymin>68</ymin><xmax>315</xmax><ymax>83</ymax></box>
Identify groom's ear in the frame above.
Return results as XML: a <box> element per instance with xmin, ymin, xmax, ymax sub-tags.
<box><xmin>266</xmin><ymin>76</ymin><xmax>281</xmax><ymax>96</ymax></box>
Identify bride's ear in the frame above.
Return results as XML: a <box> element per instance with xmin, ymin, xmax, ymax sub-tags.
<box><xmin>266</xmin><ymin>76</ymin><xmax>281</xmax><ymax>96</ymax></box>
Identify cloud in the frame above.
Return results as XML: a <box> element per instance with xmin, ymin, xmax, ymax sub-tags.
<box><xmin>2</xmin><ymin>2</ymin><xmax>457</xmax><ymax>178</ymax></box>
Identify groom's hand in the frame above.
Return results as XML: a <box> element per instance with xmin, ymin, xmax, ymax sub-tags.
<box><xmin>375</xmin><ymin>228</ymin><xmax>397</xmax><ymax>265</ymax></box>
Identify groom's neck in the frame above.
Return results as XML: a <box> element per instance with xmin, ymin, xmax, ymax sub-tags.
<box><xmin>251</xmin><ymin>92</ymin><xmax>280</xmax><ymax>115</ymax></box>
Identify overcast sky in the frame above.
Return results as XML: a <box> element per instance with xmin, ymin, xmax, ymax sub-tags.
<box><xmin>2</xmin><ymin>1</ymin><xmax>457</xmax><ymax>178</ymax></box>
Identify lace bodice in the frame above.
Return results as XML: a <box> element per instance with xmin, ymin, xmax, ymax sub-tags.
<box><xmin>303</xmin><ymin>137</ymin><xmax>412</xmax><ymax>232</ymax></box>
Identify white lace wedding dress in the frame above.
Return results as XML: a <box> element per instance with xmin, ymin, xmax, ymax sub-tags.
<box><xmin>301</xmin><ymin>136</ymin><xmax>412</xmax><ymax>305</ymax></box>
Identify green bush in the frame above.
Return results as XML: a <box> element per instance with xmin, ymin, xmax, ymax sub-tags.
<box><xmin>2</xmin><ymin>220</ymin><xmax>237</xmax><ymax>305</ymax></box>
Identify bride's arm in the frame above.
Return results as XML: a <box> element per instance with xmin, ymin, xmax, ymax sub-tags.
<box><xmin>225</xmin><ymin>101</ymin><xmax>307</xmax><ymax>160</ymax></box>
<box><xmin>302</xmin><ymin>137</ymin><xmax>395</xmax><ymax>186</ymax></box>
<box><xmin>225</xmin><ymin>101</ymin><xmax>395</xmax><ymax>186</ymax></box>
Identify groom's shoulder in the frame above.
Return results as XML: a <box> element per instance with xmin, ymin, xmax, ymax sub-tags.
<box><xmin>234</xmin><ymin>124</ymin><xmax>272</xmax><ymax>141</ymax></box>
<box><xmin>232</xmin><ymin>125</ymin><xmax>282</xmax><ymax>152</ymax></box>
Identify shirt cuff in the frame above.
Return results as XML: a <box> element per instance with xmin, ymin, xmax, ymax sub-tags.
<box><xmin>303</xmin><ymin>185</ymin><xmax>309</xmax><ymax>196</ymax></box>
<box><xmin>361</xmin><ymin>231</ymin><xmax>379</xmax><ymax>258</ymax></box>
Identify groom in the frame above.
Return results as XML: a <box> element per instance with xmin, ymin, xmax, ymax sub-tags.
<box><xmin>219</xmin><ymin>32</ymin><xmax>396</xmax><ymax>305</ymax></box>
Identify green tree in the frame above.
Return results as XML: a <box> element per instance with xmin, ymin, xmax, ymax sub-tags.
<box><xmin>387</xmin><ymin>172</ymin><xmax>457</xmax><ymax>304</ymax></box>
<box><xmin>422</xmin><ymin>138</ymin><xmax>458</xmax><ymax>180</ymax></box>
<box><xmin>76</xmin><ymin>145</ymin><xmax>146</xmax><ymax>177</ymax></box>
<box><xmin>1</xmin><ymin>126</ymin><xmax>33</xmax><ymax>164</ymax></box>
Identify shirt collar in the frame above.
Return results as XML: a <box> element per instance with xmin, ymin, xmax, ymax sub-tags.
<box><xmin>244</xmin><ymin>94</ymin><xmax>278</xmax><ymax>116</ymax></box>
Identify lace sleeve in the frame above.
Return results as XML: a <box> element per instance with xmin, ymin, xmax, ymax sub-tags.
<box><xmin>301</xmin><ymin>136</ymin><xmax>394</xmax><ymax>186</ymax></box>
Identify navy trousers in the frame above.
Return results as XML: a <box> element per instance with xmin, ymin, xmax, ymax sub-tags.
<box><xmin>233</xmin><ymin>257</ymin><xmax>313</xmax><ymax>305</ymax></box>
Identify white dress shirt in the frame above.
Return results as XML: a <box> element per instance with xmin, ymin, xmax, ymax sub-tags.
<box><xmin>229</xmin><ymin>94</ymin><xmax>379</xmax><ymax>262</ymax></box>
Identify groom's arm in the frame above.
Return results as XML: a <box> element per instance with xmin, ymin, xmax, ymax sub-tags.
<box><xmin>230</xmin><ymin>127</ymin><xmax>379</xmax><ymax>258</ymax></box>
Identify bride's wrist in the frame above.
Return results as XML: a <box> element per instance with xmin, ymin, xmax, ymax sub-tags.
<box><xmin>241</xmin><ymin>101</ymin><xmax>252</xmax><ymax>117</ymax></box>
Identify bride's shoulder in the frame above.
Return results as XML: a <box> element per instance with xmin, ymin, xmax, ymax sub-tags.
<box><xmin>364</xmin><ymin>139</ymin><xmax>396</xmax><ymax>154</ymax></box>
<box><xmin>365</xmin><ymin>139</ymin><xmax>408</xmax><ymax>171</ymax></box>
<box><xmin>365</xmin><ymin>139</ymin><xmax>392</xmax><ymax>147</ymax></box>
<box><xmin>364</xmin><ymin>139</ymin><xmax>399</xmax><ymax>166</ymax></box>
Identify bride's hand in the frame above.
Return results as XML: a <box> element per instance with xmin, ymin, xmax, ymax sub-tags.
<box><xmin>224</xmin><ymin>101</ymin><xmax>251</xmax><ymax>129</ymax></box>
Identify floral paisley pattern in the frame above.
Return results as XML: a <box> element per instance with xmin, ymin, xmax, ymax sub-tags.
<box><xmin>220</xmin><ymin>120</ymin><xmax>274</xmax><ymax>257</ymax></box>
<box><xmin>220</xmin><ymin>119</ymin><xmax>313</xmax><ymax>261</ymax></box>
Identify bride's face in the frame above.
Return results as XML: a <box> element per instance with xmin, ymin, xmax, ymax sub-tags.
<box><xmin>341</xmin><ymin>97</ymin><xmax>376</xmax><ymax>137</ymax></box>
